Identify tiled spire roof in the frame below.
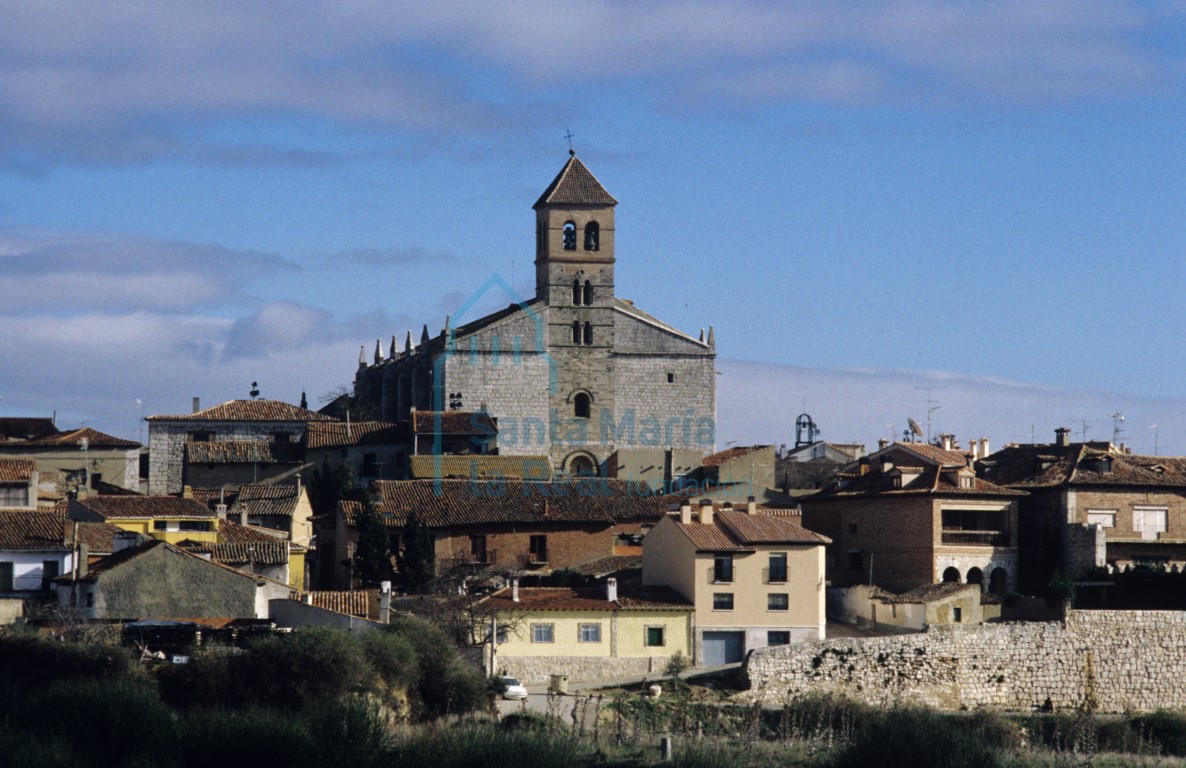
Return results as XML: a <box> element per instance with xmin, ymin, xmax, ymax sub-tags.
<box><xmin>533</xmin><ymin>155</ymin><xmax>617</xmax><ymax>209</ymax></box>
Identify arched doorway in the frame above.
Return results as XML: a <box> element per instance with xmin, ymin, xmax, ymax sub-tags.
<box><xmin>942</xmin><ymin>567</ymin><xmax>961</xmax><ymax>583</ymax></box>
<box><xmin>966</xmin><ymin>567</ymin><xmax>984</xmax><ymax>590</ymax></box>
<box><xmin>989</xmin><ymin>567</ymin><xmax>1008</xmax><ymax>595</ymax></box>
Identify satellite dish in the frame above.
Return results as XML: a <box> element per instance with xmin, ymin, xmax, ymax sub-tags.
<box><xmin>907</xmin><ymin>418</ymin><xmax>923</xmax><ymax>437</ymax></box>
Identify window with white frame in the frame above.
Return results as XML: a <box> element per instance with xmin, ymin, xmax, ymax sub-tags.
<box><xmin>1133</xmin><ymin>506</ymin><xmax>1168</xmax><ymax>540</ymax></box>
<box><xmin>1086</xmin><ymin>509</ymin><xmax>1116</xmax><ymax>528</ymax></box>
<box><xmin>531</xmin><ymin>623</ymin><xmax>555</xmax><ymax>643</ymax></box>
<box><xmin>578</xmin><ymin>623</ymin><xmax>602</xmax><ymax>643</ymax></box>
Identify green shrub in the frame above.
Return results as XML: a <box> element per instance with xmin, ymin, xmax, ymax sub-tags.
<box><xmin>1133</xmin><ymin>710</ymin><xmax>1186</xmax><ymax>756</ymax></box>
<box><xmin>393</xmin><ymin>722</ymin><xmax>588</xmax><ymax>768</ymax></box>
<box><xmin>385</xmin><ymin>618</ymin><xmax>486</xmax><ymax>718</ymax></box>
<box><xmin>827</xmin><ymin>708</ymin><xmax>1003</xmax><ymax>768</ymax></box>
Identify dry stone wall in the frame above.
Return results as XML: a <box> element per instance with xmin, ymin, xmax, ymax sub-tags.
<box><xmin>744</xmin><ymin>611</ymin><xmax>1186</xmax><ymax>713</ymax></box>
<box><xmin>495</xmin><ymin>654</ymin><xmax>675</xmax><ymax>685</ymax></box>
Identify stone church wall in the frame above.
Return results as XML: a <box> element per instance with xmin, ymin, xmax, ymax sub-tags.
<box><xmin>743</xmin><ymin>611</ymin><xmax>1186</xmax><ymax>713</ymax></box>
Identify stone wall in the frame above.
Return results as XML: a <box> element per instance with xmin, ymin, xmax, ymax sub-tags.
<box><xmin>494</xmin><ymin>653</ymin><xmax>675</xmax><ymax>685</ymax></box>
<box><xmin>744</xmin><ymin>611</ymin><xmax>1186</xmax><ymax>713</ymax></box>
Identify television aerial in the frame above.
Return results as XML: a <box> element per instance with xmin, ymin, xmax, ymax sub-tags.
<box><xmin>906</xmin><ymin>418</ymin><xmax>923</xmax><ymax>443</ymax></box>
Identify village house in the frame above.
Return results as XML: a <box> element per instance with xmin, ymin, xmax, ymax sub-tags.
<box><xmin>642</xmin><ymin>498</ymin><xmax>830</xmax><ymax>665</ymax></box>
<box><xmin>979</xmin><ymin>428</ymin><xmax>1186</xmax><ymax>591</ymax></box>
<box><xmin>480</xmin><ymin>578</ymin><xmax>693</xmax><ymax>684</ymax></box>
<box><xmin>0</xmin><ymin>510</ymin><xmax>120</xmax><ymax>602</ymax></box>
<box><xmin>146</xmin><ymin>398</ymin><xmax>337</xmax><ymax>495</ymax></box>
<box><xmin>801</xmin><ymin>440</ymin><xmax>1025</xmax><ymax>594</ymax></box>
<box><xmin>0</xmin><ymin>426</ymin><xmax>142</xmax><ymax>497</ymax></box>
<box><xmin>0</xmin><ymin>459</ymin><xmax>38</xmax><ymax>510</ymax></box>
<box><xmin>57</xmin><ymin>537</ymin><xmax>291</xmax><ymax>621</ymax></box>
<box><xmin>322</xmin><ymin>478</ymin><xmax>666</xmax><ymax>590</ymax></box>
<box><xmin>67</xmin><ymin>494</ymin><xmax>220</xmax><ymax>546</ymax></box>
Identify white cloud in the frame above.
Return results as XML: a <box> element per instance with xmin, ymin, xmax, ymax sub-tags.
<box><xmin>0</xmin><ymin>230</ymin><xmax>291</xmax><ymax>312</ymax></box>
<box><xmin>0</xmin><ymin>1</ymin><xmax>1176</xmax><ymax>166</ymax></box>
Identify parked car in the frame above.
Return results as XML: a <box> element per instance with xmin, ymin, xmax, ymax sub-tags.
<box><xmin>496</xmin><ymin>676</ymin><xmax>528</xmax><ymax>700</ymax></box>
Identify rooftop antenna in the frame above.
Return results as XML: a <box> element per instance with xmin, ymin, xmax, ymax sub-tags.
<box><xmin>250</xmin><ymin>381</ymin><xmax>260</xmax><ymax>399</ymax></box>
<box><xmin>1110</xmin><ymin>412</ymin><xmax>1125</xmax><ymax>446</ymax></box>
<box><xmin>563</xmin><ymin>126</ymin><xmax>575</xmax><ymax>156</ymax></box>
<box><xmin>1075</xmin><ymin>419</ymin><xmax>1091</xmax><ymax>441</ymax></box>
<box><xmin>915</xmin><ymin>386</ymin><xmax>943</xmax><ymax>443</ymax></box>
<box><xmin>906</xmin><ymin>418</ymin><xmax>923</xmax><ymax>444</ymax></box>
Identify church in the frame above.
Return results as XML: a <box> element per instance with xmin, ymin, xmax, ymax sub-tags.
<box><xmin>352</xmin><ymin>153</ymin><xmax>717</xmax><ymax>475</ymax></box>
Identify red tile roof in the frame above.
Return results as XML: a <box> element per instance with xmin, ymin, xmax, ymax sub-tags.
<box><xmin>533</xmin><ymin>155</ymin><xmax>618</xmax><ymax>209</ymax></box>
<box><xmin>807</xmin><ymin>465</ymin><xmax>1024</xmax><ymax>500</ymax></box>
<box><xmin>305</xmin><ymin>420</ymin><xmax>403</xmax><ymax>448</ymax></box>
<box><xmin>72</xmin><ymin>496</ymin><xmax>217</xmax><ymax>520</ymax></box>
<box><xmin>410</xmin><ymin>411</ymin><xmax>496</xmax><ymax>435</ymax></box>
<box><xmin>229</xmin><ymin>484</ymin><xmax>301</xmax><ymax>519</ymax></box>
<box><xmin>186</xmin><ymin>441</ymin><xmax>300</xmax><ymax>464</ymax></box>
<box><xmin>484</xmin><ymin>585</ymin><xmax>690</xmax><ymax>612</ymax></box>
<box><xmin>292</xmin><ymin>591</ymin><xmax>369</xmax><ymax>617</ymax></box>
<box><xmin>890</xmin><ymin>442</ymin><xmax>968</xmax><ymax>467</ymax></box>
<box><xmin>407</xmin><ymin>455</ymin><xmax>551</xmax><ymax>480</ymax></box>
<box><xmin>147</xmin><ymin>399</ymin><xmax>337</xmax><ymax>422</ymax></box>
<box><xmin>0</xmin><ymin>459</ymin><xmax>35</xmax><ymax>483</ymax></box>
<box><xmin>217</xmin><ymin>518</ymin><xmax>288</xmax><ymax>544</ymax></box>
<box><xmin>0</xmin><ymin>417</ymin><xmax>60</xmax><ymax>443</ymax></box>
<box><xmin>29</xmin><ymin>427</ymin><xmax>139</xmax><ymax>448</ymax></box>
<box><xmin>351</xmin><ymin>479</ymin><xmax>667</xmax><ymax>529</ymax></box>
<box><xmin>670</xmin><ymin>507</ymin><xmax>831</xmax><ymax>551</ymax></box>
<box><xmin>982</xmin><ymin>443</ymin><xmax>1186</xmax><ymax>489</ymax></box>
<box><xmin>703</xmin><ymin>445</ymin><xmax>769</xmax><ymax>467</ymax></box>
<box><xmin>0</xmin><ymin>511</ymin><xmax>66</xmax><ymax>549</ymax></box>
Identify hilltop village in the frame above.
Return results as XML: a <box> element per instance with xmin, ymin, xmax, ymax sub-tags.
<box><xmin>4</xmin><ymin>154</ymin><xmax>1186</xmax><ymax>715</ymax></box>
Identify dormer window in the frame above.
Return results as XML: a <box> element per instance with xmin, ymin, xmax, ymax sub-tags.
<box><xmin>563</xmin><ymin>221</ymin><xmax>577</xmax><ymax>250</ymax></box>
<box><xmin>584</xmin><ymin>221</ymin><xmax>599</xmax><ymax>251</ymax></box>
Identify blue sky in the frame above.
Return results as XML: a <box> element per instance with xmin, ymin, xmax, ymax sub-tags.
<box><xmin>2</xmin><ymin>1</ymin><xmax>1185</xmax><ymax>454</ymax></box>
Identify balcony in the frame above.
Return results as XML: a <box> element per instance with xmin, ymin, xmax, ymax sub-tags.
<box><xmin>706</xmin><ymin>565</ymin><xmax>734</xmax><ymax>584</ymax></box>
<box><xmin>441</xmin><ymin>550</ymin><xmax>498</xmax><ymax>571</ymax></box>
<box><xmin>941</xmin><ymin>530</ymin><xmax>1010</xmax><ymax>547</ymax></box>
<box><xmin>763</xmin><ymin>567</ymin><xmax>788</xmax><ymax>584</ymax></box>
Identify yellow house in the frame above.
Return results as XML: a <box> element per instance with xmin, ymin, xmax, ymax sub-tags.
<box><xmin>481</xmin><ymin>580</ymin><xmax>693</xmax><ymax>684</ymax></box>
<box><xmin>68</xmin><ymin>495</ymin><xmax>219</xmax><ymax>545</ymax></box>
<box><xmin>642</xmin><ymin>499</ymin><xmax>831</xmax><ymax>665</ymax></box>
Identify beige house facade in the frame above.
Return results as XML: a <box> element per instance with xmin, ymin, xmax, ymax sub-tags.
<box><xmin>481</xmin><ymin>580</ymin><xmax>693</xmax><ymax>683</ymax></box>
<box><xmin>642</xmin><ymin>499</ymin><xmax>829</xmax><ymax>665</ymax></box>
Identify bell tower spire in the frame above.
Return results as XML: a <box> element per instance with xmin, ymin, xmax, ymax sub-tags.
<box><xmin>533</xmin><ymin>154</ymin><xmax>617</xmax><ymax>307</ymax></box>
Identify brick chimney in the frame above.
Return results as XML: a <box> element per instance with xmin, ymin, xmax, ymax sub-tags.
<box><xmin>1055</xmin><ymin>427</ymin><xmax>1071</xmax><ymax>447</ymax></box>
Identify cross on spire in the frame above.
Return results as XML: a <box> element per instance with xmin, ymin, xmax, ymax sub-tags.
<box><xmin>564</xmin><ymin>126</ymin><xmax>575</xmax><ymax>156</ymax></box>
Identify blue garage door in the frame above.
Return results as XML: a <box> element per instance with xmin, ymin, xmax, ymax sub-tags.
<box><xmin>702</xmin><ymin>631</ymin><xmax>745</xmax><ymax>665</ymax></box>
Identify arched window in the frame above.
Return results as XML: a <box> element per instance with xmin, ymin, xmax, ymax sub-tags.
<box><xmin>583</xmin><ymin>322</ymin><xmax>592</xmax><ymax>345</ymax></box>
<box><xmin>966</xmin><ymin>567</ymin><xmax>984</xmax><ymax>588</ymax></box>
<box><xmin>574</xmin><ymin>393</ymin><xmax>591</xmax><ymax>419</ymax></box>
<box><xmin>572</xmin><ymin>278</ymin><xmax>581</xmax><ymax>305</ymax></box>
<box><xmin>941</xmin><ymin>567</ymin><xmax>961</xmax><ymax>583</ymax></box>
<box><xmin>569</xmin><ymin>455</ymin><xmax>596</xmax><ymax>476</ymax></box>
<box><xmin>583</xmin><ymin>280</ymin><xmax>592</xmax><ymax>306</ymax></box>
<box><xmin>571</xmin><ymin>321</ymin><xmax>580</xmax><ymax>344</ymax></box>
<box><xmin>989</xmin><ymin>567</ymin><xmax>1008</xmax><ymax>595</ymax></box>
<box><xmin>563</xmin><ymin>221</ymin><xmax>576</xmax><ymax>251</ymax></box>
<box><xmin>584</xmin><ymin>221</ymin><xmax>599</xmax><ymax>251</ymax></box>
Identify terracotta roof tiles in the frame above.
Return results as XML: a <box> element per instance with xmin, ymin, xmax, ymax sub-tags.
<box><xmin>292</xmin><ymin>591</ymin><xmax>369</xmax><ymax>617</ymax></box>
<box><xmin>407</xmin><ymin>455</ymin><xmax>551</xmax><ymax>480</ymax></box>
<box><xmin>350</xmin><ymin>479</ymin><xmax>666</xmax><ymax>529</ymax></box>
<box><xmin>533</xmin><ymin>155</ymin><xmax>617</xmax><ymax>209</ymax></box>
<box><xmin>28</xmin><ymin>427</ymin><xmax>139</xmax><ymax>448</ymax></box>
<box><xmin>411</xmin><ymin>411</ymin><xmax>496</xmax><ymax>435</ymax></box>
<box><xmin>0</xmin><ymin>417</ymin><xmax>59</xmax><ymax>443</ymax></box>
<box><xmin>0</xmin><ymin>459</ymin><xmax>35</xmax><ymax>483</ymax></box>
<box><xmin>186</xmin><ymin>441</ymin><xmax>300</xmax><ymax>464</ymax></box>
<box><xmin>228</xmin><ymin>484</ymin><xmax>301</xmax><ymax>519</ymax></box>
<box><xmin>147</xmin><ymin>399</ymin><xmax>337</xmax><ymax>422</ymax></box>
<box><xmin>305</xmin><ymin>421</ymin><xmax>403</xmax><ymax>448</ymax></box>
<box><xmin>72</xmin><ymin>496</ymin><xmax>217</xmax><ymax>520</ymax></box>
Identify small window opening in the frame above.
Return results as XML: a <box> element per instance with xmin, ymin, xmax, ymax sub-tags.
<box><xmin>563</xmin><ymin>221</ymin><xmax>576</xmax><ymax>251</ymax></box>
<box><xmin>583</xmin><ymin>280</ymin><xmax>593</xmax><ymax>305</ymax></box>
<box><xmin>572</xmin><ymin>321</ymin><xmax>581</xmax><ymax>344</ymax></box>
<box><xmin>572</xmin><ymin>278</ymin><xmax>581</xmax><ymax>305</ymax></box>
<box><xmin>584</xmin><ymin>221</ymin><xmax>599</xmax><ymax>251</ymax></box>
<box><xmin>583</xmin><ymin>322</ymin><xmax>592</xmax><ymax>345</ymax></box>
<box><xmin>667</xmin><ymin>372</ymin><xmax>674</xmax><ymax>383</ymax></box>
<box><xmin>574</xmin><ymin>393</ymin><xmax>591</xmax><ymax>419</ymax></box>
